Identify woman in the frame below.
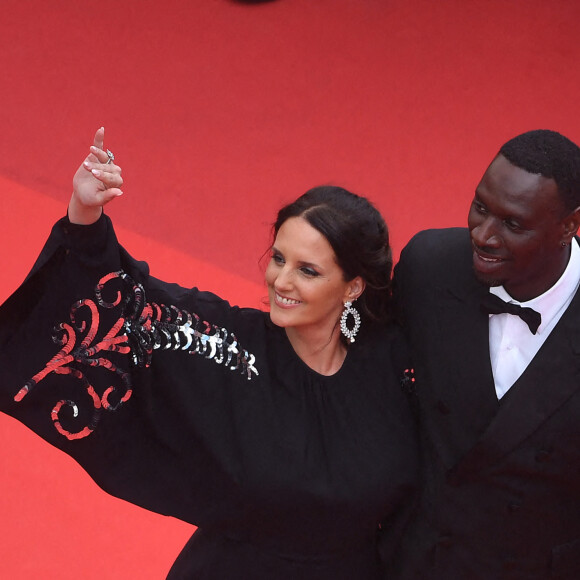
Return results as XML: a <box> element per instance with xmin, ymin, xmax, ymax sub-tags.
<box><xmin>0</xmin><ymin>128</ymin><xmax>417</xmax><ymax>578</ymax></box>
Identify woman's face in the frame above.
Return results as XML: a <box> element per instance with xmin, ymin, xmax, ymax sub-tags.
<box><xmin>265</xmin><ymin>216</ymin><xmax>362</xmax><ymax>335</ymax></box>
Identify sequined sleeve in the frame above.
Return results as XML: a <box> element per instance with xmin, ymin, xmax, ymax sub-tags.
<box><xmin>0</xmin><ymin>213</ymin><xmax>266</xmax><ymax>524</ymax></box>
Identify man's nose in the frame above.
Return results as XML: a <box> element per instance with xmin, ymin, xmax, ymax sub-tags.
<box><xmin>472</xmin><ymin>218</ymin><xmax>501</xmax><ymax>248</ymax></box>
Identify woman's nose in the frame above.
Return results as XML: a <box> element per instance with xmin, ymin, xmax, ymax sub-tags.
<box><xmin>274</xmin><ymin>266</ymin><xmax>293</xmax><ymax>290</ymax></box>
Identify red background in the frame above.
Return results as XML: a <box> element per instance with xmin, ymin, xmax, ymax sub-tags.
<box><xmin>1</xmin><ymin>0</ymin><xmax>579</xmax><ymax>577</ymax></box>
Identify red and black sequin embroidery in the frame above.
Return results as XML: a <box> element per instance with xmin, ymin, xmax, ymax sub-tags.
<box><xmin>14</xmin><ymin>270</ymin><xmax>259</xmax><ymax>440</ymax></box>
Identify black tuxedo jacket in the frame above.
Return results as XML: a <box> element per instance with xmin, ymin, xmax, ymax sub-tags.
<box><xmin>391</xmin><ymin>228</ymin><xmax>580</xmax><ymax>579</ymax></box>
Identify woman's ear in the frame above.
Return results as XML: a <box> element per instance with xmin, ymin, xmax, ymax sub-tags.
<box><xmin>346</xmin><ymin>277</ymin><xmax>365</xmax><ymax>302</ymax></box>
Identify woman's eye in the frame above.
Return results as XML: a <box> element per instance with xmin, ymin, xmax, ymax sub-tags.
<box><xmin>300</xmin><ymin>267</ymin><xmax>319</xmax><ymax>277</ymax></box>
<box><xmin>272</xmin><ymin>253</ymin><xmax>284</xmax><ymax>265</ymax></box>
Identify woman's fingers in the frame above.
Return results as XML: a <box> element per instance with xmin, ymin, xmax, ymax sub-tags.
<box><xmin>83</xmin><ymin>162</ymin><xmax>123</xmax><ymax>190</ymax></box>
<box><xmin>89</xmin><ymin>145</ymin><xmax>113</xmax><ymax>164</ymax></box>
<box><xmin>91</xmin><ymin>170</ymin><xmax>124</xmax><ymax>192</ymax></box>
<box><xmin>97</xmin><ymin>187</ymin><xmax>124</xmax><ymax>203</ymax></box>
<box><xmin>83</xmin><ymin>158</ymin><xmax>122</xmax><ymax>176</ymax></box>
<box><xmin>89</xmin><ymin>127</ymin><xmax>118</xmax><ymax>166</ymax></box>
<box><xmin>83</xmin><ymin>126</ymin><xmax>123</xmax><ymax>191</ymax></box>
<box><xmin>93</xmin><ymin>127</ymin><xmax>105</xmax><ymax>150</ymax></box>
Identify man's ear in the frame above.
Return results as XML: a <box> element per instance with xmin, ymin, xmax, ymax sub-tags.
<box><xmin>562</xmin><ymin>206</ymin><xmax>580</xmax><ymax>244</ymax></box>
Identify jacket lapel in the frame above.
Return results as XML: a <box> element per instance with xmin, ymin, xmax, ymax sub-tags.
<box><xmin>427</xmin><ymin>280</ymin><xmax>500</xmax><ymax>469</ymax></box>
<box><xmin>452</xmin><ymin>289</ymin><xmax>580</xmax><ymax>478</ymax></box>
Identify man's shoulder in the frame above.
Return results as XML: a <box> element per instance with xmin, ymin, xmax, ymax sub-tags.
<box><xmin>402</xmin><ymin>227</ymin><xmax>471</xmax><ymax>263</ymax></box>
<box><xmin>408</xmin><ymin>227</ymin><xmax>470</xmax><ymax>246</ymax></box>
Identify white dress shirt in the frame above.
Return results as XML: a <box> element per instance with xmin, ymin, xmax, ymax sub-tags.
<box><xmin>488</xmin><ymin>239</ymin><xmax>580</xmax><ymax>399</ymax></box>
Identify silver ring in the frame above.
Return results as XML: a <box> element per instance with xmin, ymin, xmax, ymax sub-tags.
<box><xmin>106</xmin><ymin>149</ymin><xmax>115</xmax><ymax>164</ymax></box>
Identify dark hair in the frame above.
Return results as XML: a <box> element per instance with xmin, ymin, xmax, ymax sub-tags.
<box><xmin>273</xmin><ymin>185</ymin><xmax>393</xmax><ymax>327</ymax></box>
<box><xmin>499</xmin><ymin>129</ymin><xmax>580</xmax><ymax>212</ymax></box>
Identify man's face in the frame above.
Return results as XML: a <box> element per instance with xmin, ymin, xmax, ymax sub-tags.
<box><xmin>468</xmin><ymin>154</ymin><xmax>573</xmax><ymax>302</ymax></box>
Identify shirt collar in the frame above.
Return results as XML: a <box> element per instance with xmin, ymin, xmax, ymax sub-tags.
<box><xmin>490</xmin><ymin>238</ymin><xmax>580</xmax><ymax>334</ymax></box>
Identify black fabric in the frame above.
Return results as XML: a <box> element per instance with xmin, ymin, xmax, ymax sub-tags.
<box><xmin>0</xmin><ymin>214</ymin><xmax>418</xmax><ymax>579</ymax></box>
<box><xmin>390</xmin><ymin>227</ymin><xmax>580</xmax><ymax>580</ymax></box>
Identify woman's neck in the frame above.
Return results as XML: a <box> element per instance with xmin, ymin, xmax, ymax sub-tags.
<box><xmin>285</xmin><ymin>324</ymin><xmax>347</xmax><ymax>376</ymax></box>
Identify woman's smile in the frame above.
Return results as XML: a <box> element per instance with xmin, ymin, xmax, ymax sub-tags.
<box><xmin>274</xmin><ymin>292</ymin><xmax>302</xmax><ymax>307</ymax></box>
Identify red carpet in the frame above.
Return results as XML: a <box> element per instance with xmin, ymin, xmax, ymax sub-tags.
<box><xmin>1</xmin><ymin>0</ymin><xmax>579</xmax><ymax>577</ymax></box>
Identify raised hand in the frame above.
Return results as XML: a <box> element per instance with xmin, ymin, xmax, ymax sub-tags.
<box><xmin>69</xmin><ymin>127</ymin><xmax>124</xmax><ymax>224</ymax></box>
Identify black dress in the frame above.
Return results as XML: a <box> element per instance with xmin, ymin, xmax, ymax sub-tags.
<box><xmin>0</xmin><ymin>214</ymin><xmax>418</xmax><ymax>579</ymax></box>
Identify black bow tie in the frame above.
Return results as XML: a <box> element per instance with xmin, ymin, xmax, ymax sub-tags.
<box><xmin>480</xmin><ymin>293</ymin><xmax>542</xmax><ymax>334</ymax></box>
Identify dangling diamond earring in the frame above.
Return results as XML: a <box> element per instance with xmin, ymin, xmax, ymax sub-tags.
<box><xmin>340</xmin><ymin>301</ymin><xmax>361</xmax><ymax>343</ymax></box>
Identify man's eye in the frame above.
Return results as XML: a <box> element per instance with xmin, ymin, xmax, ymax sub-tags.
<box><xmin>504</xmin><ymin>220</ymin><xmax>523</xmax><ymax>231</ymax></box>
<box><xmin>473</xmin><ymin>201</ymin><xmax>487</xmax><ymax>214</ymax></box>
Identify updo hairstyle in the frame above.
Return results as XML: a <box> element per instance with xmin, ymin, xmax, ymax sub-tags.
<box><xmin>272</xmin><ymin>185</ymin><xmax>393</xmax><ymax>326</ymax></box>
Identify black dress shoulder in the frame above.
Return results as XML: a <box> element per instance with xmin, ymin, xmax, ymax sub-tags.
<box><xmin>0</xmin><ymin>214</ymin><xmax>418</xmax><ymax>579</ymax></box>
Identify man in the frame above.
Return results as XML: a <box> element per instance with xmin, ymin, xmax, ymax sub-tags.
<box><xmin>393</xmin><ymin>130</ymin><xmax>580</xmax><ymax>579</ymax></box>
